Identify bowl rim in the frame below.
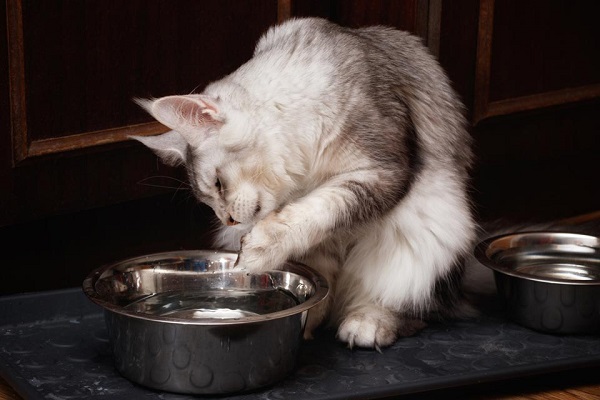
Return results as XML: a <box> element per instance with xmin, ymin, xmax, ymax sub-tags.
<box><xmin>83</xmin><ymin>249</ymin><xmax>330</xmax><ymax>325</ymax></box>
<box><xmin>474</xmin><ymin>231</ymin><xmax>600</xmax><ymax>286</ymax></box>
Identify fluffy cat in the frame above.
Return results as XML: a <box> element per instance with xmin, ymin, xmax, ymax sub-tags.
<box><xmin>133</xmin><ymin>17</ymin><xmax>476</xmax><ymax>349</ymax></box>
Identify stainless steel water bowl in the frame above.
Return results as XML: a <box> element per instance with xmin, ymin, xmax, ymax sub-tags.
<box><xmin>475</xmin><ymin>232</ymin><xmax>600</xmax><ymax>334</ymax></box>
<box><xmin>83</xmin><ymin>250</ymin><xmax>329</xmax><ymax>394</ymax></box>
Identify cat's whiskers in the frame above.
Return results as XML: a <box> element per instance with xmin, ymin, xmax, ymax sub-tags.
<box><xmin>188</xmin><ymin>84</ymin><xmax>203</xmax><ymax>95</ymax></box>
<box><xmin>136</xmin><ymin>176</ymin><xmax>195</xmax><ymax>204</ymax></box>
<box><xmin>136</xmin><ymin>176</ymin><xmax>191</xmax><ymax>191</ymax></box>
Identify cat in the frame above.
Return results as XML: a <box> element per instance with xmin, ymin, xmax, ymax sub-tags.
<box><xmin>132</xmin><ymin>17</ymin><xmax>476</xmax><ymax>350</ymax></box>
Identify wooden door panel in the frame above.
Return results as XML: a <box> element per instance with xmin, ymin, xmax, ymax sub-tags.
<box><xmin>9</xmin><ymin>0</ymin><xmax>278</xmax><ymax>161</ymax></box>
<box><xmin>1</xmin><ymin>0</ymin><xmax>279</xmax><ymax>225</ymax></box>
<box><xmin>439</xmin><ymin>0</ymin><xmax>600</xmax><ymax>220</ymax></box>
<box><xmin>473</xmin><ymin>0</ymin><xmax>600</xmax><ymax>123</ymax></box>
<box><xmin>489</xmin><ymin>1</ymin><xmax>600</xmax><ymax>101</ymax></box>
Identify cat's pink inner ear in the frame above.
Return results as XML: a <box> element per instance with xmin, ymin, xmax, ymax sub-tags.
<box><xmin>152</xmin><ymin>95</ymin><xmax>222</xmax><ymax>131</ymax></box>
<box><xmin>176</xmin><ymin>97</ymin><xmax>220</xmax><ymax>125</ymax></box>
<box><xmin>189</xmin><ymin>95</ymin><xmax>220</xmax><ymax>118</ymax></box>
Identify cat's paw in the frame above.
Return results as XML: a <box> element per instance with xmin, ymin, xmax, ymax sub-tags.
<box><xmin>236</xmin><ymin>216</ymin><xmax>289</xmax><ymax>272</ymax></box>
<box><xmin>336</xmin><ymin>307</ymin><xmax>427</xmax><ymax>350</ymax></box>
<box><xmin>337</xmin><ymin>310</ymin><xmax>399</xmax><ymax>350</ymax></box>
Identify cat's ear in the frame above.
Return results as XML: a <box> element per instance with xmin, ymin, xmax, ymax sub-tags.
<box><xmin>135</xmin><ymin>95</ymin><xmax>223</xmax><ymax>145</ymax></box>
<box><xmin>130</xmin><ymin>130</ymin><xmax>187</xmax><ymax>167</ymax></box>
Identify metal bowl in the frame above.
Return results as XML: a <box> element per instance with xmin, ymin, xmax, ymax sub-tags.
<box><xmin>475</xmin><ymin>232</ymin><xmax>600</xmax><ymax>334</ymax></box>
<box><xmin>83</xmin><ymin>250</ymin><xmax>329</xmax><ymax>394</ymax></box>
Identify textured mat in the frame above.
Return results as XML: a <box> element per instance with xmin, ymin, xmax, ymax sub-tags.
<box><xmin>0</xmin><ymin>288</ymin><xmax>599</xmax><ymax>399</ymax></box>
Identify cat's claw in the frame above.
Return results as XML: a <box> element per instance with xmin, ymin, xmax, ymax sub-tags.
<box><xmin>337</xmin><ymin>312</ymin><xmax>399</xmax><ymax>350</ymax></box>
<box><xmin>336</xmin><ymin>306</ymin><xmax>427</xmax><ymax>350</ymax></box>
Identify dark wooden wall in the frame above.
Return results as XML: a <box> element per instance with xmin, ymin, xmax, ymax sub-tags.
<box><xmin>1</xmin><ymin>0</ymin><xmax>598</xmax><ymax>294</ymax></box>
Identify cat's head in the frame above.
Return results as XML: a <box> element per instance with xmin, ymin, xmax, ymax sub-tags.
<box><xmin>132</xmin><ymin>94</ymin><xmax>295</xmax><ymax>229</ymax></box>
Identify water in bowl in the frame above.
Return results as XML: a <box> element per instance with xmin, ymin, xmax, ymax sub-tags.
<box><xmin>499</xmin><ymin>251</ymin><xmax>600</xmax><ymax>282</ymax></box>
<box><xmin>124</xmin><ymin>289</ymin><xmax>299</xmax><ymax>319</ymax></box>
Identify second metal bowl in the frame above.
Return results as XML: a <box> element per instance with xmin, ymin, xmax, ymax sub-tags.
<box><xmin>475</xmin><ymin>232</ymin><xmax>600</xmax><ymax>334</ymax></box>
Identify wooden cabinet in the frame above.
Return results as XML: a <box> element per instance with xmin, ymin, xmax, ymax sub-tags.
<box><xmin>1</xmin><ymin>0</ymin><xmax>598</xmax><ymax>294</ymax></box>
<box><xmin>438</xmin><ymin>0</ymin><xmax>600</xmax><ymax>219</ymax></box>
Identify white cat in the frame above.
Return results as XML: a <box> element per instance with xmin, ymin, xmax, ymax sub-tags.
<box><xmin>133</xmin><ymin>17</ymin><xmax>476</xmax><ymax>350</ymax></box>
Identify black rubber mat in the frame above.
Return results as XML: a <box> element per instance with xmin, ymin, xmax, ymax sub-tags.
<box><xmin>1</xmin><ymin>288</ymin><xmax>599</xmax><ymax>399</ymax></box>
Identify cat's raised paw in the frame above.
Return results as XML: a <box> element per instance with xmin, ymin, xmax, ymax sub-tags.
<box><xmin>236</xmin><ymin>218</ymin><xmax>289</xmax><ymax>272</ymax></box>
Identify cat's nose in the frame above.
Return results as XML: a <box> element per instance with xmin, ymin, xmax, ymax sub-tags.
<box><xmin>226</xmin><ymin>216</ymin><xmax>240</xmax><ymax>226</ymax></box>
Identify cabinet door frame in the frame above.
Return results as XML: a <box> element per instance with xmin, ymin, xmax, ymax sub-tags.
<box><xmin>472</xmin><ymin>0</ymin><xmax>600</xmax><ymax>125</ymax></box>
<box><xmin>6</xmin><ymin>0</ymin><xmax>169</xmax><ymax>165</ymax></box>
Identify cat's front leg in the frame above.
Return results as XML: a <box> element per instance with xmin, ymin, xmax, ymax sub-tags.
<box><xmin>237</xmin><ymin>171</ymin><xmax>398</xmax><ymax>272</ymax></box>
